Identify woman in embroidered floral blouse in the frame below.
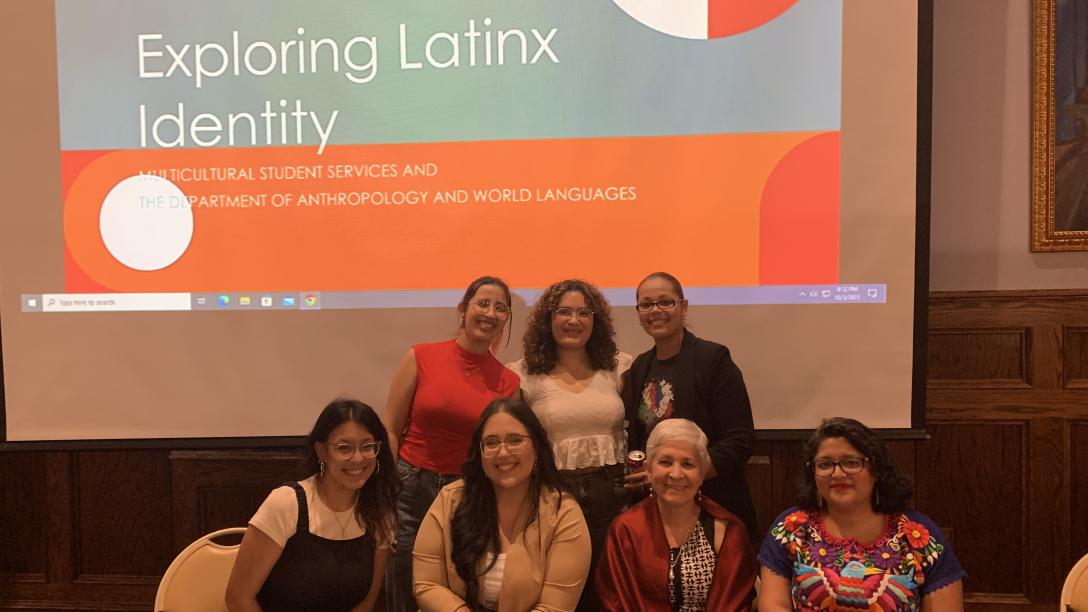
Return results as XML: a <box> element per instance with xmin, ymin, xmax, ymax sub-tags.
<box><xmin>757</xmin><ymin>417</ymin><xmax>966</xmax><ymax>612</ymax></box>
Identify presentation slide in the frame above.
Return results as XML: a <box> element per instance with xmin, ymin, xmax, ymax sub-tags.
<box><xmin>0</xmin><ymin>0</ymin><xmax>924</xmax><ymax>442</ymax></box>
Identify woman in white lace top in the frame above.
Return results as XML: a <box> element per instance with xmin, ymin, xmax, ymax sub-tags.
<box><xmin>507</xmin><ymin>279</ymin><xmax>631</xmax><ymax>612</ymax></box>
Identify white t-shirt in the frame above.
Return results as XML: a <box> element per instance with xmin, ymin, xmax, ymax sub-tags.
<box><xmin>249</xmin><ymin>476</ymin><xmax>369</xmax><ymax>547</ymax></box>
<box><xmin>508</xmin><ymin>353</ymin><xmax>632</xmax><ymax>470</ymax></box>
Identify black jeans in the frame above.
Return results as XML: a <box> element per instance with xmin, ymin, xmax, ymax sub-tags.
<box><xmin>562</xmin><ymin>463</ymin><xmax>628</xmax><ymax>612</ymax></box>
<box><xmin>385</xmin><ymin>457</ymin><xmax>461</xmax><ymax>612</ymax></box>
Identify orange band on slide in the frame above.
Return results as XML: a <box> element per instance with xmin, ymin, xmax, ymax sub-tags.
<box><xmin>62</xmin><ymin>133</ymin><xmax>835</xmax><ymax>292</ymax></box>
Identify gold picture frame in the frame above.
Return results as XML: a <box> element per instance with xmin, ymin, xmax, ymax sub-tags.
<box><xmin>1032</xmin><ymin>0</ymin><xmax>1088</xmax><ymax>250</ymax></box>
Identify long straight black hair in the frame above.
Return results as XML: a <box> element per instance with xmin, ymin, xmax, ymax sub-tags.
<box><xmin>303</xmin><ymin>397</ymin><xmax>398</xmax><ymax>547</ymax></box>
<box><xmin>449</xmin><ymin>398</ymin><xmax>566</xmax><ymax>609</ymax></box>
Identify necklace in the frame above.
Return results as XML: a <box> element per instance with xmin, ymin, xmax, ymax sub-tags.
<box><xmin>331</xmin><ymin>505</ymin><xmax>355</xmax><ymax>538</ymax></box>
<box><xmin>317</xmin><ymin>479</ymin><xmax>359</xmax><ymax>538</ymax></box>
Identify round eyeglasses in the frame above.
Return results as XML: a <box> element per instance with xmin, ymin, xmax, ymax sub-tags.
<box><xmin>474</xmin><ymin>298</ymin><xmax>511</xmax><ymax>317</ymax></box>
<box><xmin>330</xmin><ymin>441</ymin><xmax>382</xmax><ymax>460</ymax></box>
<box><xmin>554</xmin><ymin>307</ymin><xmax>593</xmax><ymax>320</ymax></box>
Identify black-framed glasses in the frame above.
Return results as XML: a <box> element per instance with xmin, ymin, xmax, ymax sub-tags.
<box><xmin>810</xmin><ymin>456</ymin><xmax>868</xmax><ymax>476</ymax></box>
<box><xmin>554</xmin><ymin>307</ymin><xmax>593</xmax><ymax>320</ymax></box>
<box><xmin>331</xmin><ymin>441</ymin><xmax>382</xmax><ymax>460</ymax></box>
<box><xmin>481</xmin><ymin>434</ymin><xmax>531</xmax><ymax>456</ymax></box>
<box><xmin>635</xmin><ymin>298</ymin><xmax>679</xmax><ymax>312</ymax></box>
<box><xmin>474</xmin><ymin>298</ymin><xmax>511</xmax><ymax>317</ymax></box>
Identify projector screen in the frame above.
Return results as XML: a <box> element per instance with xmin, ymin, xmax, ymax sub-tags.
<box><xmin>0</xmin><ymin>0</ymin><xmax>928</xmax><ymax>443</ymax></box>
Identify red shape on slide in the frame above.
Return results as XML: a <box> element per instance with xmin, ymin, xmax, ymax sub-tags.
<box><xmin>65</xmin><ymin>243</ymin><xmax>113</xmax><ymax>292</ymax></box>
<box><xmin>62</xmin><ymin>150</ymin><xmax>116</xmax><ymax>292</ymax></box>
<box><xmin>759</xmin><ymin>132</ymin><xmax>840</xmax><ymax>285</ymax></box>
<box><xmin>61</xmin><ymin>150</ymin><xmax>111</xmax><ymax>201</ymax></box>
<box><xmin>709</xmin><ymin>0</ymin><xmax>798</xmax><ymax>38</ymax></box>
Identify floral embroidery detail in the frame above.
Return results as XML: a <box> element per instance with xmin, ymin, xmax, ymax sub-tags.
<box><xmin>769</xmin><ymin>510</ymin><xmax>949</xmax><ymax>611</ymax></box>
<box><xmin>783</xmin><ymin>510</ymin><xmax>809</xmax><ymax>532</ymax></box>
<box><xmin>902</xmin><ymin>520</ymin><xmax>930</xmax><ymax>549</ymax></box>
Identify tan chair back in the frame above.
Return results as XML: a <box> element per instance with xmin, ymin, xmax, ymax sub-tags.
<box><xmin>154</xmin><ymin>527</ymin><xmax>247</xmax><ymax>612</ymax></box>
<box><xmin>1063</xmin><ymin>552</ymin><xmax>1088</xmax><ymax>612</ymax></box>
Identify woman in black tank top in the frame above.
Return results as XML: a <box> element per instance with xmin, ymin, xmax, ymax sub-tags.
<box><xmin>226</xmin><ymin>398</ymin><xmax>398</xmax><ymax>611</ymax></box>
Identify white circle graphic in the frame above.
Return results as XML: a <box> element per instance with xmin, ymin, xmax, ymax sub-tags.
<box><xmin>98</xmin><ymin>175</ymin><xmax>193</xmax><ymax>271</ymax></box>
<box><xmin>612</xmin><ymin>0</ymin><xmax>708</xmax><ymax>40</ymax></box>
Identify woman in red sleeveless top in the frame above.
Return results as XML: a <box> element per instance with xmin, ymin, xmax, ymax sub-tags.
<box><xmin>380</xmin><ymin>276</ymin><xmax>521</xmax><ymax>612</ymax></box>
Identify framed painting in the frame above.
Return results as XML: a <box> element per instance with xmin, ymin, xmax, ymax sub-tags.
<box><xmin>1033</xmin><ymin>0</ymin><xmax>1088</xmax><ymax>250</ymax></box>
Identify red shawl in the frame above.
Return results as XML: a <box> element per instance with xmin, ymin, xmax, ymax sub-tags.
<box><xmin>594</xmin><ymin>496</ymin><xmax>756</xmax><ymax>612</ymax></box>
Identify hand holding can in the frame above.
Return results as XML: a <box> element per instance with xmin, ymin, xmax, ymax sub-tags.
<box><xmin>623</xmin><ymin>450</ymin><xmax>650</xmax><ymax>490</ymax></box>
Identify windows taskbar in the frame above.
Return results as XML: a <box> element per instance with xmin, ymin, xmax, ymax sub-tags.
<box><xmin>19</xmin><ymin>284</ymin><xmax>887</xmax><ymax>313</ymax></box>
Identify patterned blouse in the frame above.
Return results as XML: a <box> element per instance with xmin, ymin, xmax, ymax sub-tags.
<box><xmin>757</xmin><ymin>507</ymin><xmax>965</xmax><ymax>611</ymax></box>
<box><xmin>668</xmin><ymin>512</ymin><xmax>717</xmax><ymax>612</ymax></box>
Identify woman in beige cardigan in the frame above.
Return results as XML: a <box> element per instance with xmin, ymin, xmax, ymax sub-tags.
<box><xmin>413</xmin><ymin>398</ymin><xmax>591</xmax><ymax>612</ymax></box>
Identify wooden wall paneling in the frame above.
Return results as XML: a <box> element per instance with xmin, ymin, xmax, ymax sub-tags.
<box><xmin>1070</xmin><ymin>421</ymin><xmax>1088</xmax><ymax>575</ymax></box>
<box><xmin>1030</xmin><ymin>325</ymin><xmax>1063</xmax><ymax>390</ymax></box>
<box><xmin>169</xmin><ymin>449</ymin><xmax>302</xmax><ymax>553</ymax></box>
<box><xmin>0</xmin><ymin>452</ymin><xmax>46</xmax><ymax>580</ymax></box>
<box><xmin>885</xmin><ymin>440</ymin><xmax>917</xmax><ymax>499</ymax></box>
<box><xmin>1063</xmin><ymin>326</ymin><xmax>1088</xmax><ymax>388</ymax></box>
<box><xmin>770</xmin><ymin>441</ymin><xmax>803</xmax><ymax>519</ymax></box>
<box><xmin>926</xmin><ymin>328</ymin><xmax>1031</xmax><ymax>388</ymax></box>
<box><xmin>915</xmin><ymin>421</ymin><xmax>1027</xmax><ymax>600</ymax></box>
<box><xmin>1025</xmin><ymin>417</ymin><xmax>1069</xmax><ymax>601</ymax></box>
<box><xmin>44</xmin><ymin>452</ymin><xmax>75</xmax><ymax>585</ymax></box>
<box><xmin>744</xmin><ymin>441</ymin><xmax>774</xmax><ymax>540</ymax></box>
<box><xmin>928</xmin><ymin>291</ymin><xmax>1088</xmax><ymax>329</ymax></box>
<box><xmin>926</xmin><ymin>388</ymin><xmax>1088</xmax><ymax>421</ymax></box>
<box><xmin>0</xmin><ymin>451</ymin><xmax>154</xmax><ymax>611</ymax></box>
<box><xmin>73</xmin><ymin>450</ymin><xmax>172</xmax><ymax>583</ymax></box>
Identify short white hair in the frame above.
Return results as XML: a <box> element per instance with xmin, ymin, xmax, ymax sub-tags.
<box><xmin>646</xmin><ymin>418</ymin><xmax>710</xmax><ymax>469</ymax></box>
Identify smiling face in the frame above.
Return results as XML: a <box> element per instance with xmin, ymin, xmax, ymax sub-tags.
<box><xmin>813</xmin><ymin>436</ymin><xmax>875</xmax><ymax>513</ymax></box>
<box><xmin>315</xmin><ymin>420</ymin><xmax>377</xmax><ymax>496</ymax></box>
<box><xmin>459</xmin><ymin>283</ymin><xmax>510</xmax><ymax>348</ymax></box>
<box><xmin>550</xmin><ymin>290</ymin><xmax>594</xmax><ymax>351</ymax></box>
<box><xmin>480</xmin><ymin>411</ymin><xmax>536</xmax><ymax>494</ymax></box>
<box><xmin>636</xmin><ymin>276</ymin><xmax>687</xmax><ymax>342</ymax></box>
<box><xmin>649</xmin><ymin>440</ymin><xmax>706</xmax><ymax>508</ymax></box>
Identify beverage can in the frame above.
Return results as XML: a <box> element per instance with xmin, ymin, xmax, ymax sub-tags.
<box><xmin>625</xmin><ymin>450</ymin><xmax>646</xmax><ymax>474</ymax></box>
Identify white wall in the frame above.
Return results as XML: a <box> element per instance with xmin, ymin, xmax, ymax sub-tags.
<box><xmin>930</xmin><ymin>0</ymin><xmax>1088</xmax><ymax>290</ymax></box>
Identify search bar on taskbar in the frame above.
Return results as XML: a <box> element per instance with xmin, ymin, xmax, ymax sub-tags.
<box><xmin>40</xmin><ymin>293</ymin><xmax>191</xmax><ymax>312</ymax></box>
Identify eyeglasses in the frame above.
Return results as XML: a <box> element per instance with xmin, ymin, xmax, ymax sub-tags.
<box><xmin>474</xmin><ymin>298</ymin><xmax>511</xmax><ymax>317</ymax></box>
<box><xmin>554</xmin><ymin>307</ymin><xmax>594</xmax><ymax>320</ymax></box>
<box><xmin>810</xmin><ymin>456</ymin><xmax>868</xmax><ymax>476</ymax></box>
<box><xmin>330</xmin><ymin>441</ymin><xmax>382</xmax><ymax>460</ymax></box>
<box><xmin>635</xmin><ymin>298</ymin><xmax>679</xmax><ymax>312</ymax></box>
<box><xmin>481</xmin><ymin>434</ymin><xmax>531</xmax><ymax>456</ymax></box>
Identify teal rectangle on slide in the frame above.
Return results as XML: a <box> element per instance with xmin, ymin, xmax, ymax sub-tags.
<box><xmin>55</xmin><ymin>0</ymin><xmax>841</xmax><ymax>150</ymax></box>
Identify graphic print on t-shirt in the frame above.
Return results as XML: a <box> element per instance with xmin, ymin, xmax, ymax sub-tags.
<box><xmin>639</xmin><ymin>378</ymin><xmax>674</xmax><ymax>429</ymax></box>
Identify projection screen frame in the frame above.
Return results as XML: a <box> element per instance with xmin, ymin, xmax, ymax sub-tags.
<box><xmin>0</xmin><ymin>0</ymin><xmax>934</xmax><ymax>450</ymax></box>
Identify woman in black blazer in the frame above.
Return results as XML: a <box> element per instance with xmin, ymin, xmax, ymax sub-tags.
<box><xmin>621</xmin><ymin>272</ymin><xmax>757</xmax><ymax>540</ymax></box>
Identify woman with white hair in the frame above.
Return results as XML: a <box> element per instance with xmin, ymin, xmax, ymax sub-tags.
<box><xmin>595</xmin><ymin>419</ymin><xmax>756</xmax><ymax>611</ymax></box>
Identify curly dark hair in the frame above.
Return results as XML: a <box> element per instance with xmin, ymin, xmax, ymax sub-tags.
<box><xmin>794</xmin><ymin>417</ymin><xmax>913</xmax><ymax>515</ymax></box>
<box><xmin>450</xmin><ymin>398</ymin><xmax>567</xmax><ymax>610</ymax></box>
<box><xmin>522</xmin><ymin>279</ymin><xmax>618</xmax><ymax>375</ymax></box>
<box><xmin>302</xmin><ymin>397</ymin><xmax>398</xmax><ymax>547</ymax></box>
